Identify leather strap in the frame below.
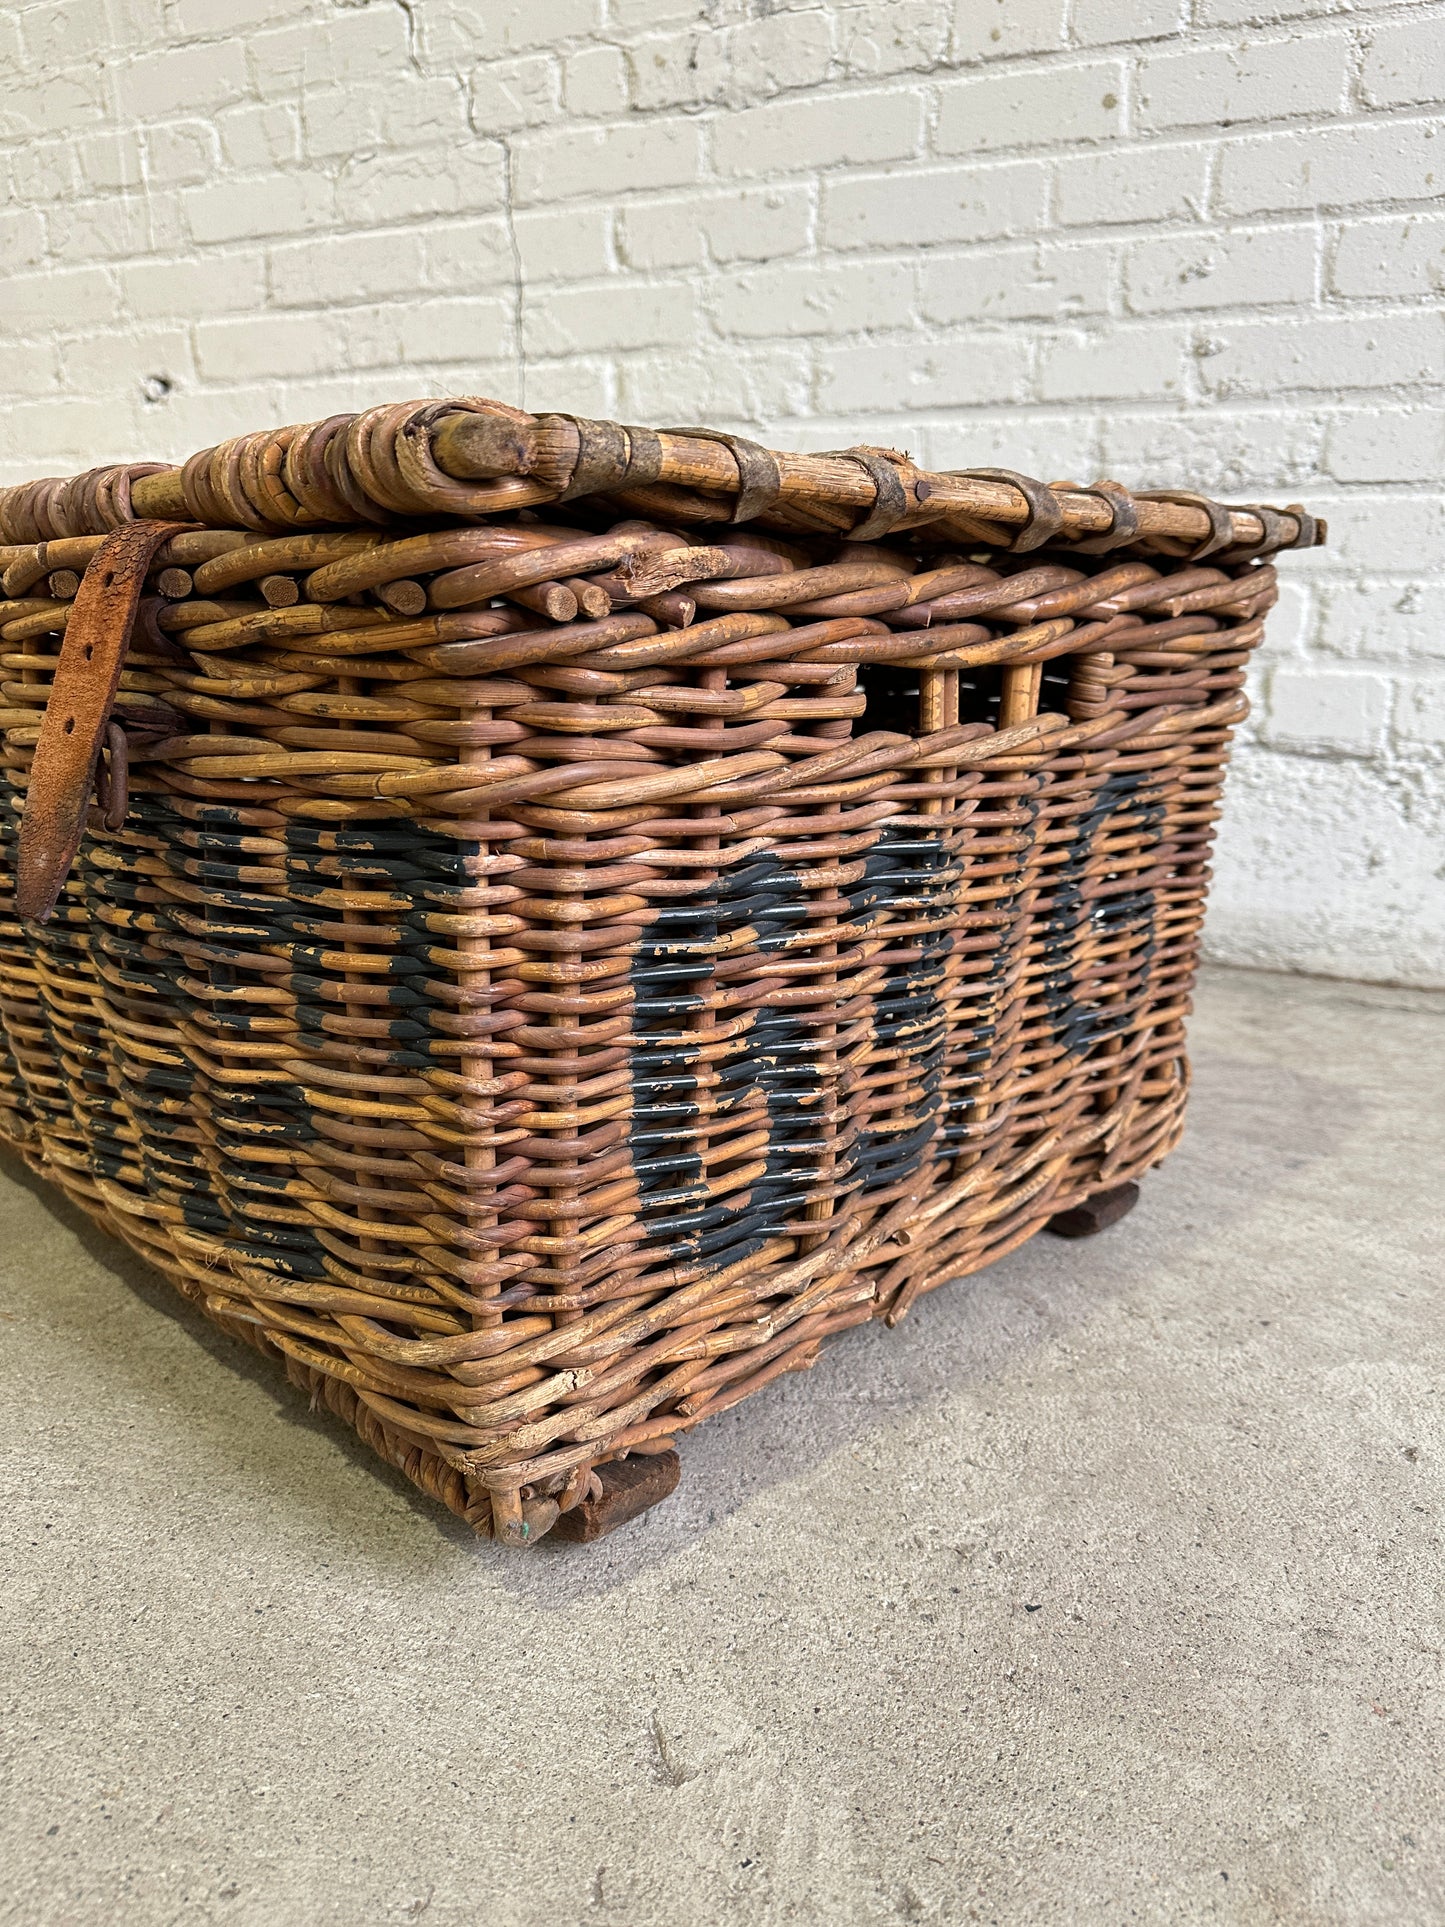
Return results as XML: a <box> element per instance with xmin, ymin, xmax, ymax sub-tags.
<box><xmin>15</xmin><ymin>519</ymin><xmax>191</xmax><ymax>921</ymax></box>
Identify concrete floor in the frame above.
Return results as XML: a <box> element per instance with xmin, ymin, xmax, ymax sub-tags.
<box><xmin>0</xmin><ymin>966</ymin><xmax>1441</xmax><ymax>1927</ymax></box>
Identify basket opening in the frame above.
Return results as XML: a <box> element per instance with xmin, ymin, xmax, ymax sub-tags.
<box><xmin>1037</xmin><ymin>662</ymin><xmax>1074</xmax><ymax>718</ymax></box>
<box><xmin>856</xmin><ymin>654</ymin><xmax>1083</xmax><ymax>738</ymax></box>
<box><xmin>956</xmin><ymin>669</ymin><xmax>1005</xmax><ymax>727</ymax></box>
<box><xmin>857</xmin><ymin>664</ymin><xmax>922</xmax><ymax>736</ymax></box>
<box><xmin>858</xmin><ymin>662</ymin><xmax>1073</xmax><ymax>733</ymax></box>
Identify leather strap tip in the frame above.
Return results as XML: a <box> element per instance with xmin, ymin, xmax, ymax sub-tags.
<box><xmin>14</xmin><ymin>870</ymin><xmax>64</xmax><ymax>924</ymax></box>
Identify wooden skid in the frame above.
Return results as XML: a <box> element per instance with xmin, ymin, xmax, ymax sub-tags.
<box><xmin>552</xmin><ymin>1451</ymin><xmax>682</xmax><ymax>1543</ymax></box>
<box><xmin>1046</xmin><ymin>1180</ymin><xmax>1142</xmax><ymax>1238</ymax></box>
<box><xmin>0</xmin><ymin>400</ymin><xmax>1310</xmax><ymax>1544</ymax></box>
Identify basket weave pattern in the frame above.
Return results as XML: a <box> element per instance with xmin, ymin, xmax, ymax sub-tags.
<box><xmin>0</xmin><ymin>401</ymin><xmax>1316</xmax><ymax>1543</ymax></box>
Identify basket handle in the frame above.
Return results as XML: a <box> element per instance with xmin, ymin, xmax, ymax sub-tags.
<box><xmin>15</xmin><ymin>519</ymin><xmax>192</xmax><ymax>922</ymax></box>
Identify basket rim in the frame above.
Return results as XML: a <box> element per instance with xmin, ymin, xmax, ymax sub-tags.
<box><xmin>0</xmin><ymin>395</ymin><xmax>1325</xmax><ymax>561</ymax></box>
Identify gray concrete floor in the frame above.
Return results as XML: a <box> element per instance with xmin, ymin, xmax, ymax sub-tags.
<box><xmin>1</xmin><ymin>966</ymin><xmax>1441</xmax><ymax>1927</ymax></box>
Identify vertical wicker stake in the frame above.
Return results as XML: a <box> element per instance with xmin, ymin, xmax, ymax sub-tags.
<box><xmin>798</xmin><ymin>990</ymin><xmax>835</xmax><ymax>1256</ymax></box>
<box><xmin>999</xmin><ymin>661</ymin><xmax>1043</xmax><ymax>730</ymax></box>
<box><xmin>693</xmin><ymin>664</ymin><xmax>733</xmax><ymax>1248</ymax></box>
<box><xmin>921</xmin><ymin>658</ymin><xmax>963</xmax><ymax>1245</ymax></box>
<box><xmin>332</xmin><ymin>674</ymin><xmax>384</xmax><ymax>1295</ymax></box>
<box><xmin>543</xmin><ymin>891</ymin><xmax>583</xmax><ymax>1342</ymax></box>
<box><xmin>918</xmin><ymin>666</ymin><xmax>959</xmax><ymax>816</ymax></box>
<box><xmin>455</xmin><ymin>693</ymin><xmax>504</xmax><ymax>1539</ymax></box>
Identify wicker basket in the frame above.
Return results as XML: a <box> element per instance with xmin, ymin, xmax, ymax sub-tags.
<box><xmin>0</xmin><ymin>399</ymin><xmax>1321</xmax><ymax>1545</ymax></box>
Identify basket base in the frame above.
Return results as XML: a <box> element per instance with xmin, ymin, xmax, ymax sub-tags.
<box><xmin>1045</xmin><ymin>1181</ymin><xmax>1141</xmax><ymax>1239</ymax></box>
<box><xmin>552</xmin><ymin>1451</ymin><xmax>682</xmax><ymax>1544</ymax></box>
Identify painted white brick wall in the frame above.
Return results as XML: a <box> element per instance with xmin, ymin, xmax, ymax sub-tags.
<box><xmin>2</xmin><ymin>0</ymin><xmax>1442</xmax><ymax>985</ymax></box>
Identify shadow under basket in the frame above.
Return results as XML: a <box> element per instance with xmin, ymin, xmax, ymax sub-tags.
<box><xmin>0</xmin><ymin>401</ymin><xmax>1321</xmax><ymax>1544</ymax></box>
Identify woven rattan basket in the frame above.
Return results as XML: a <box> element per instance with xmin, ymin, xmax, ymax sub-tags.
<box><xmin>0</xmin><ymin>399</ymin><xmax>1321</xmax><ymax>1544</ymax></box>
